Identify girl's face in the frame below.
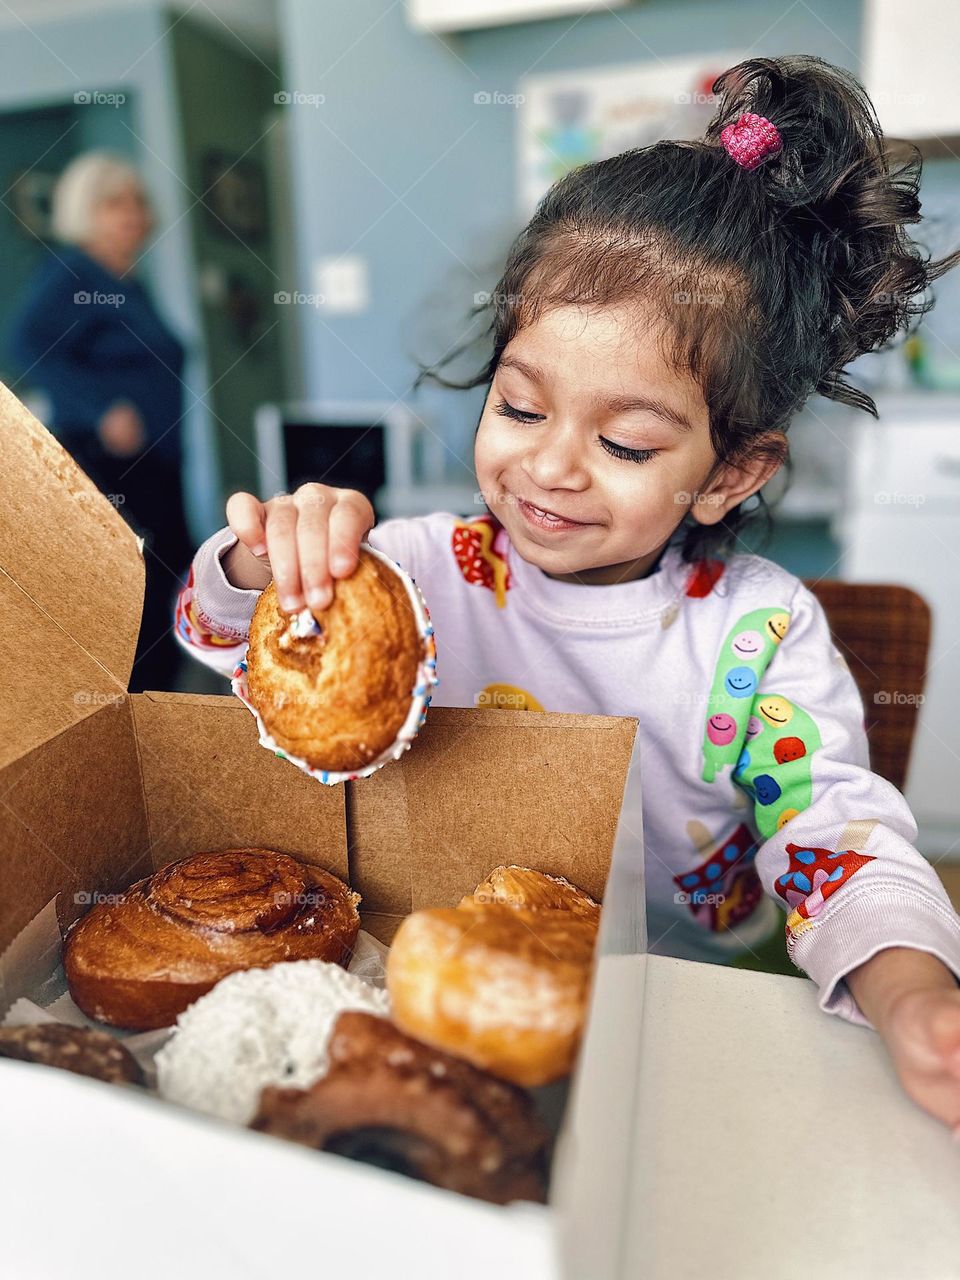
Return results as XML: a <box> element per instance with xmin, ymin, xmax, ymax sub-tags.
<box><xmin>474</xmin><ymin>303</ymin><xmax>776</xmax><ymax>584</ymax></box>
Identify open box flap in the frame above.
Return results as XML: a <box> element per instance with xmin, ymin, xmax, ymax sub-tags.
<box><xmin>0</xmin><ymin>382</ymin><xmax>144</xmax><ymax>768</ymax></box>
<box><xmin>347</xmin><ymin>707</ymin><xmax>639</xmax><ymax>933</ymax></box>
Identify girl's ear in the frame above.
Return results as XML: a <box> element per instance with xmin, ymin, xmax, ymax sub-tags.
<box><xmin>689</xmin><ymin>438</ymin><xmax>785</xmax><ymax>527</ymax></box>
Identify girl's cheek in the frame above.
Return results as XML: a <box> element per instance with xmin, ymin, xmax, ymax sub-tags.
<box><xmin>476</xmin><ymin>414</ymin><xmax>518</xmax><ymax>472</ymax></box>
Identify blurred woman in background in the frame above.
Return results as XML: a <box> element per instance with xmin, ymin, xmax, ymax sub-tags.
<box><xmin>10</xmin><ymin>150</ymin><xmax>192</xmax><ymax>692</ymax></box>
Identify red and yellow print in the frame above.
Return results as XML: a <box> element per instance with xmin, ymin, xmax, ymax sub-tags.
<box><xmin>452</xmin><ymin>515</ymin><xmax>511</xmax><ymax>608</ymax></box>
<box><xmin>476</xmin><ymin>683</ymin><xmax>544</xmax><ymax>711</ymax></box>
<box><xmin>775</xmin><ymin>841</ymin><xmax>875</xmax><ymax>941</ymax></box>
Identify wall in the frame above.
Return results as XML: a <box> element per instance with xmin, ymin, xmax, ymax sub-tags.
<box><xmin>0</xmin><ymin>4</ymin><xmax>219</xmax><ymax>538</ymax></box>
<box><xmin>169</xmin><ymin>13</ymin><xmax>285</xmax><ymax>497</ymax></box>
<box><xmin>277</xmin><ymin>0</ymin><xmax>867</xmax><ymax>484</ymax></box>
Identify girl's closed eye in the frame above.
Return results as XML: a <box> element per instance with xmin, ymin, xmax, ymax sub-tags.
<box><xmin>493</xmin><ymin>396</ymin><xmax>661</xmax><ymax>465</ymax></box>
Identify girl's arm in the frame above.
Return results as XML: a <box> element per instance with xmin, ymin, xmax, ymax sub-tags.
<box><xmin>735</xmin><ymin>578</ymin><xmax>960</xmax><ymax>1128</ymax></box>
<box><xmin>846</xmin><ymin>948</ymin><xmax>960</xmax><ymax>1133</ymax></box>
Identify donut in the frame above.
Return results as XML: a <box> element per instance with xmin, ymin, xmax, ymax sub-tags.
<box><xmin>241</xmin><ymin>545</ymin><xmax>435</xmax><ymax>776</ymax></box>
<box><xmin>251</xmin><ymin>1010</ymin><xmax>550</xmax><ymax>1204</ymax></box>
<box><xmin>156</xmin><ymin>959</ymin><xmax>389</xmax><ymax>1124</ymax></box>
<box><xmin>63</xmin><ymin>849</ymin><xmax>361</xmax><ymax>1030</ymax></box>
<box><xmin>387</xmin><ymin>868</ymin><xmax>600</xmax><ymax>1087</ymax></box>
<box><xmin>0</xmin><ymin>1023</ymin><xmax>143</xmax><ymax>1086</ymax></box>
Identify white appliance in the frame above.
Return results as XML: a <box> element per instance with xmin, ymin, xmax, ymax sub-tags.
<box><xmin>254</xmin><ymin>400</ymin><xmax>476</xmax><ymax>518</ymax></box>
<box><xmin>836</xmin><ymin>393</ymin><xmax>960</xmax><ymax>858</ymax></box>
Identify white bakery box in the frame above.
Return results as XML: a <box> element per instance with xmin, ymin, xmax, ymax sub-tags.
<box><xmin>1</xmin><ymin>381</ymin><xmax>958</xmax><ymax>1280</ymax></box>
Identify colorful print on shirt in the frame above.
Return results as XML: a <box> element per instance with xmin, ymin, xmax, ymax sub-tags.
<box><xmin>175</xmin><ymin>563</ymin><xmax>246</xmax><ymax>651</ymax></box>
<box><xmin>776</xmin><ymin>841</ymin><xmax>876</xmax><ymax>940</ymax></box>
<box><xmin>673</xmin><ymin>821</ymin><xmax>763</xmax><ymax>931</ymax></box>
<box><xmin>733</xmin><ymin>696</ymin><xmax>823</xmax><ymax>838</ymax></box>
<box><xmin>701</xmin><ymin>605</ymin><xmax>791</xmax><ymax>784</ymax></box>
<box><xmin>684</xmin><ymin>558</ymin><xmax>726</xmax><ymax>598</ymax></box>
<box><xmin>475</xmin><ymin>683</ymin><xmax>544</xmax><ymax>711</ymax></box>
<box><xmin>451</xmin><ymin>515</ymin><xmax>511</xmax><ymax>608</ymax></box>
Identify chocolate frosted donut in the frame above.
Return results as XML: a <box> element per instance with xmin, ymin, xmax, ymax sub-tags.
<box><xmin>63</xmin><ymin>849</ymin><xmax>361</xmax><ymax>1030</ymax></box>
<box><xmin>243</xmin><ymin>547</ymin><xmax>433</xmax><ymax>775</ymax></box>
<box><xmin>0</xmin><ymin>1024</ymin><xmax>144</xmax><ymax>1086</ymax></box>
<box><xmin>252</xmin><ymin>1011</ymin><xmax>550</xmax><ymax>1204</ymax></box>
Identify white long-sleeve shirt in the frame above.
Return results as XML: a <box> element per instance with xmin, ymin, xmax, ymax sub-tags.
<box><xmin>175</xmin><ymin>511</ymin><xmax>960</xmax><ymax>1027</ymax></box>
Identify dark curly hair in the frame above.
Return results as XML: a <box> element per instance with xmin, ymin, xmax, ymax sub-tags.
<box><xmin>413</xmin><ymin>54</ymin><xmax>960</xmax><ymax>562</ymax></box>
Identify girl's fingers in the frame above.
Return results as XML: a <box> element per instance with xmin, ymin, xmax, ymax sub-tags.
<box><xmin>327</xmin><ymin>490</ymin><xmax>375</xmax><ymax>578</ymax></box>
<box><xmin>263</xmin><ymin>494</ymin><xmax>304</xmax><ymax>611</ymax></box>
<box><xmin>225</xmin><ymin>491</ymin><xmax>268</xmax><ymax>555</ymax></box>
<box><xmin>294</xmin><ymin>485</ymin><xmax>333</xmax><ymax>609</ymax></box>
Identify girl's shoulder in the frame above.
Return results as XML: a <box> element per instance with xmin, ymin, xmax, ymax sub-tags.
<box><xmin>679</xmin><ymin>549</ymin><xmax>804</xmax><ymax>615</ymax></box>
<box><xmin>367</xmin><ymin>510</ymin><xmax>497</xmax><ymax>571</ymax></box>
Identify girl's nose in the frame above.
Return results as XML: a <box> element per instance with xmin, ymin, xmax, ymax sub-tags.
<box><xmin>521</xmin><ymin>421</ymin><xmax>590</xmax><ymax>491</ymax></box>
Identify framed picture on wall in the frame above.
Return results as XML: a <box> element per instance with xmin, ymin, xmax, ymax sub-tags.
<box><xmin>518</xmin><ymin>51</ymin><xmax>745</xmax><ymax>219</ymax></box>
<box><xmin>201</xmin><ymin>150</ymin><xmax>268</xmax><ymax>242</ymax></box>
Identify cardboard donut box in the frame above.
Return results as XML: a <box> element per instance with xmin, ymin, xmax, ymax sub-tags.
<box><xmin>0</xmin><ymin>382</ymin><xmax>648</xmax><ymax>1277</ymax></box>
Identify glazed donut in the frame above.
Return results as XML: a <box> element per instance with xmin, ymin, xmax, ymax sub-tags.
<box><xmin>244</xmin><ymin>548</ymin><xmax>427</xmax><ymax>773</ymax></box>
<box><xmin>63</xmin><ymin>849</ymin><xmax>361</xmax><ymax>1030</ymax></box>
<box><xmin>387</xmin><ymin>889</ymin><xmax>598</xmax><ymax>1087</ymax></box>
<box><xmin>252</xmin><ymin>1011</ymin><xmax>550</xmax><ymax>1204</ymax></box>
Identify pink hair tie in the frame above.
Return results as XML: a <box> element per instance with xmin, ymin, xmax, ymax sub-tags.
<box><xmin>720</xmin><ymin>112</ymin><xmax>783</xmax><ymax>171</ymax></box>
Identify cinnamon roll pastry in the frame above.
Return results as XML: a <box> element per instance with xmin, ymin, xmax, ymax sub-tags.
<box><xmin>243</xmin><ymin>546</ymin><xmax>435</xmax><ymax>775</ymax></box>
<box><xmin>63</xmin><ymin>849</ymin><xmax>361</xmax><ymax>1030</ymax></box>
<box><xmin>252</xmin><ymin>1011</ymin><xmax>550</xmax><ymax>1204</ymax></box>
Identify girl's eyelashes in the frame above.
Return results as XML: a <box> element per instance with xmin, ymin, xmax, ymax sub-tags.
<box><xmin>494</xmin><ymin>396</ymin><xmax>544</xmax><ymax>424</ymax></box>
<box><xmin>494</xmin><ymin>397</ymin><xmax>661</xmax><ymax>466</ymax></box>
<box><xmin>599</xmin><ymin>437</ymin><xmax>661</xmax><ymax>465</ymax></box>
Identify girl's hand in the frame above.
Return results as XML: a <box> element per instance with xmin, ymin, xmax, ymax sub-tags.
<box><xmin>879</xmin><ymin>984</ymin><xmax>960</xmax><ymax>1134</ymax></box>
<box><xmin>223</xmin><ymin>483</ymin><xmax>375</xmax><ymax>611</ymax></box>
<box><xmin>847</xmin><ymin>947</ymin><xmax>960</xmax><ymax>1134</ymax></box>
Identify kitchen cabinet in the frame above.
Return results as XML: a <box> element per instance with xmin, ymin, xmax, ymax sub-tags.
<box><xmin>837</xmin><ymin>393</ymin><xmax>960</xmax><ymax>857</ymax></box>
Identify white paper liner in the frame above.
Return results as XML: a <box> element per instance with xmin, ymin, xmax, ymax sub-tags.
<box><xmin>231</xmin><ymin>541</ymin><xmax>438</xmax><ymax>786</ymax></box>
<box><xmin>0</xmin><ymin>896</ymin><xmax>389</xmax><ymax>1090</ymax></box>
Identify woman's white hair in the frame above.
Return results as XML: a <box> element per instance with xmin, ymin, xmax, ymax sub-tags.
<box><xmin>51</xmin><ymin>150</ymin><xmax>151</xmax><ymax>245</ymax></box>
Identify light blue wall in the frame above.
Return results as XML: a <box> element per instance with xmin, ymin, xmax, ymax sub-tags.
<box><xmin>0</xmin><ymin>5</ymin><xmax>220</xmax><ymax>539</ymax></box>
<box><xmin>278</xmin><ymin>0</ymin><xmax>866</xmax><ymax>481</ymax></box>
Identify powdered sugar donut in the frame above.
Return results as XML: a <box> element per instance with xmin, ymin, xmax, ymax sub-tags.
<box><xmin>155</xmin><ymin>959</ymin><xmax>389</xmax><ymax>1124</ymax></box>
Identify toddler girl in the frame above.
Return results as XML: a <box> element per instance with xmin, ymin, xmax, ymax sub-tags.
<box><xmin>177</xmin><ymin>56</ymin><xmax>960</xmax><ymax>1133</ymax></box>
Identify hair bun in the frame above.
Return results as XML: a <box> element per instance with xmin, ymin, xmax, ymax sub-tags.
<box><xmin>704</xmin><ymin>54</ymin><xmax>959</xmax><ymax>411</ymax></box>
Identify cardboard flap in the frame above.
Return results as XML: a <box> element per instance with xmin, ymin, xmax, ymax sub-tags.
<box><xmin>128</xmin><ymin>691</ymin><xmax>349</xmax><ymax>879</ymax></box>
<box><xmin>0</xmin><ymin>383</ymin><xmax>144</xmax><ymax>765</ymax></box>
<box><xmin>0</xmin><ymin>697</ymin><xmax>150</xmax><ymax>954</ymax></box>
<box><xmin>347</xmin><ymin>707</ymin><xmax>639</xmax><ymax>921</ymax></box>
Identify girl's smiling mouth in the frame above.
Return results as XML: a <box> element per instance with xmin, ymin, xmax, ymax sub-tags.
<box><xmin>515</xmin><ymin>494</ymin><xmax>597</xmax><ymax>532</ymax></box>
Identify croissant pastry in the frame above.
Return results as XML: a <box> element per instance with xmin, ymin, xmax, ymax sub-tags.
<box><xmin>387</xmin><ymin>867</ymin><xmax>600</xmax><ymax>1087</ymax></box>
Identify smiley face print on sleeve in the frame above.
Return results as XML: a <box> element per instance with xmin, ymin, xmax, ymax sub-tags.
<box><xmin>732</xmin><ymin>695</ymin><xmax>823</xmax><ymax>838</ymax></box>
<box><xmin>701</xmin><ymin>606</ymin><xmax>791</xmax><ymax>784</ymax></box>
